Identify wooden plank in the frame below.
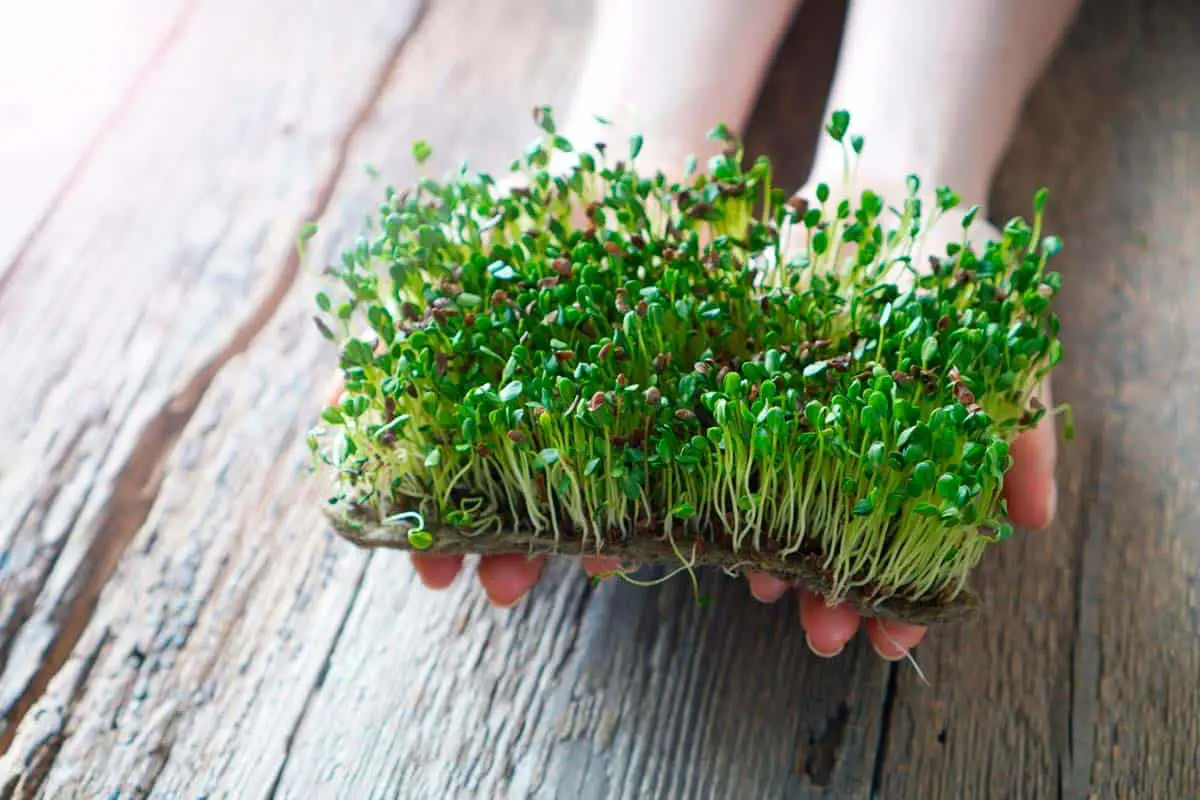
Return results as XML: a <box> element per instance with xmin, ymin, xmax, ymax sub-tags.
<box><xmin>9</xmin><ymin>0</ymin><xmax>1195</xmax><ymax>795</ymax></box>
<box><xmin>0</xmin><ymin>0</ymin><xmax>429</xmax><ymax>753</ymax></box>
<box><xmin>0</xmin><ymin>0</ymin><xmax>193</xmax><ymax>283</ymax></box>
<box><xmin>1</xmin><ymin>1</ymin><xmax>901</xmax><ymax>796</ymax></box>
<box><xmin>878</xmin><ymin>0</ymin><xmax>1200</xmax><ymax>797</ymax></box>
<box><xmin>274</xmin><ymin>563</ymin><xmax>890</xmax><ymax>799</ymax></box>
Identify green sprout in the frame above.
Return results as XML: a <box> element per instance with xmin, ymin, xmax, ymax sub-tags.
<box><xmin>308</xmin><ymin>108</ymin><xmax>1070</xmax><ymax>622</ymax></box>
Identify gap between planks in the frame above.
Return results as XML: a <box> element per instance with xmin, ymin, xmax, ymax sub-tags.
<box><xmin>0</xmin><ymin>0</ymin><xmax>433</xmax><ymax>761</ymax></box>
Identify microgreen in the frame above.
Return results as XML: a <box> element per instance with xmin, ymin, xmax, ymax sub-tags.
<box><xmin>309</xmin><ymin>108</ymin><xmax>1069</xmax><ymax>610</ymax></box>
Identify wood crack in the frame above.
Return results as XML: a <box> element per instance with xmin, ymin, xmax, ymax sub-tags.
<box><xmin>0</xmin><ymin>418</ymin><xmax>97</xmax><ymax>680</ymax></box>
<box><xmin>802</xmin><ymin>700</ymin><xmax>850</xmax><ymax>787</ymax></box>
<box><xmin>551</xmin><ymin>578</ymin><xmax>596</xmax><ymax>681</ymax></box>
<box><xmin>265</xmin><ymin>561</ymin><xmax>371</xmax><ymax>800</ymax></box>
<box><xmin>868</xmin><ymin>663</ymin><xmax>898</xmax><ymax>799</ymax></box>
<box><xmin>1061</xmin><ymin>428</ymin><xmax>1106</xmax><ymax>799</ymax></box>
<box><xmin>0</xmin><ymin>0</ymin><xmax>433</xmax><ymax>759</ymax></box>
<box><xmin>0</xmin><ymin>628</ymin><xmax>111</xmax><ymax>800</ymax></box>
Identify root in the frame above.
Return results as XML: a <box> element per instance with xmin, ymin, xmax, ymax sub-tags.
<box><xmin>328</xmin><ymin>508</ymin><xmax>980</xmax><ymax>626</ymax></box>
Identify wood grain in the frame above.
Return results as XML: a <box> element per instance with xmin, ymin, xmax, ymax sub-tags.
<box><xmin>876</xmin><ymin>1</ymin><xmax>1200</xmax><ymax>797</ymax></box>
<box><xmin>0</xmin><ymin>0</ymin><xmax>428</xmax><ymax>753</ymax></box>
<box><xmin>1</xmin><ymin>0</ymin><xmax>1198</xmax><ymax>796</ymax></box>
<box><xmin>0</xmin><ymin>0</ymin><xmax>196</xmax><ymax>285</ymax></box>
<box><xmin>0</xmin><ymin>1</ymin><xmax>897</xmax><ymax>797</ymax></box>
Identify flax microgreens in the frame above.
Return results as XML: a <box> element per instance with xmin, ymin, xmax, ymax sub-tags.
<box><xmin>308</xmin><ymin>107</ymin><xmax>1069</xmax><ymax>608</ymax></box>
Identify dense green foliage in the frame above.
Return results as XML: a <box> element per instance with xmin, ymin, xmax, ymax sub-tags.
<box><xmin>309</xmin><ymin>108</ymin><xmax>1067</xmax><ymax>604</ymax></box>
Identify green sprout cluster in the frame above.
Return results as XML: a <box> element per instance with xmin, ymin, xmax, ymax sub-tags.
<box><xmin>309</xmin><ymin>107</ymin><xmax>1068</xmax><ymax>606</ymax></box>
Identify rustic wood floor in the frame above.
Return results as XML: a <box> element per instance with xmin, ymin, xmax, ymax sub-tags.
<box><xmin>0</xmin><ymin>0</ymin><xmax>1196</xmax><ymax>797</ymax></box>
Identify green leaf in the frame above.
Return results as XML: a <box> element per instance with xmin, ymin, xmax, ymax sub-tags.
<box><xmin>913</xmin><ymin>460</ymin><xmax>935</xmax><ymax>490</ymax></box>
<box><xmin>921</xmin><ymin>336</ymin><xmax>939</xmax><ymax>367</ymax></box>
<box><xmin>538</xmin><ymin>448</ymin><xmax>560</xmax><ymax>467</ymax></box>
<box><xmin>852</xmin><ymin>497</ymin><xmax>874</xmax><ymax>516</ymax></box>
<box><xmin>488</xmin><ymin>260</ymin><xmax>518</xmax><ymax>281</ymax></box>
<box><xmin>584</xmin><ymin>457</ymin><xmax>602</xmax><ymax>477</ymax></box>
<box><xmin>937</xmin><ymin>473</ymin><xmax>960</xmax><ymax>501</ymax></box>
<box><xmin>456</xmin><ymin>292</ymin><xmax>482</xmax><ymax>308</ymax></box>
<box><xmin>424</xmin><ymin>448</ymin><xmax>442</xmax><ymax>468</ymax></box>
<box><xmin>412</xmin><ymin>139</ymin><xmax>433</xmax><ymax>164</ymax></box>
<box><xmin>500</xmin><ymin>381</ymin><xmax>523</xmax><ymax>403</ymax></box>
<box><xmin>805</xmin><ymin>401</ymin><xmax>823</xmax><ymax>429</ymax></box>
<box><xmin>764</xmin><ymin>348</ymin><xmax>783</xmax><ymax>374</ymax></box>
<box><xmin>867</xmin><ymin>441</ymin><xmax>885</xmax><ymax>468</ymax></box>
<box><xmin>320</xmin><ymin>407</ymin><xmax>344</xmax><ymax>425</ymax></box>
<box><xmin>826</xmin><ymin>109</ymin><xmax>850</xmax><ymax>142</ymax></box>
<box><xmin>629</xmin><ymin>133</ymin><xmax>644</xmax><ymax>160</ymax></box>
<box><xmin>557</xmin><ymin>376</ymin><xmax>576</xmax><ymax>404</ymax></box>
<box><xmin>671</xmin><ymin>501</ymin><xmax>696</xmax><ymax>520</ymax></box>
<box><xmin>812</xmin><ymin>230</ymin><xmax>829</xmax><ymax>255</ymax></box>
<box><xmin>313</xmin><ymin>317</ymin><xmax>336</xmax><ymax>341</ymax></box>
<box><xmin>408</xmin><ymin>528</ymin><xmax>433</xmax><ymax>549</ymax></box>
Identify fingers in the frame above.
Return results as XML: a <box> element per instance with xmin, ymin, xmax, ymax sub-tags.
<box><xmin>745</xmin><ymin>571</ymin><xmax>790</xmax><ymax>603</ymax></box>
<box><xmin>799</xmin><ymin>590</ymin><xmax>861</xmax><ymax>658</ymax></box>
<box><xmin>1004</xmin><ymin>379</ymin><xmax>1058</xmax><ymax>530</ymax></box>
<box><xmin>476</xmin><ymin>553</ymin><xmax>545</xmax><ymax>607</ymax></box>
<box><xmin>581</xmin><ymin>556</ymin><xmax>623</xmax><ymax>577</ymax></box>
<box><xmin>411</xmin><ymin>553</ymin><xmax>464</xmax><ymax>589</ymax></box>
<box><xmin>325</xmin><ymin>372</ymin><xmax>345</xmax><ymax>406</ymax></box>
<box><xmin>865</xmin><ymin>618</ymin><xmax>926</xmax><ymax>661</ymax></box>
<box><xmin>411</xmin><ymin>551</ymin><xmax>545</xmax><ymax>608</ymax></box>
<box><xmin>799</xmin><ymin>590</ymin><xmax>926</xmax><ymax>661</ymax></box>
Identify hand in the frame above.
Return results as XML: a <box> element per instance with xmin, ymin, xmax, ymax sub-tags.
<box><xmin>744</xmin><ymin>178</ymin><xmax>1059</xmax><ymax>660</ymax></box>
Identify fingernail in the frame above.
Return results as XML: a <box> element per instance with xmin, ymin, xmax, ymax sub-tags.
<box><xmin>806</xmin><ymin>634</ymin><xmax>844</xmax><ymax>659</ymax></box>
<box><xmin>872</xmin><ymin>642</ymin><xmax>908</xmax><ymax>662</ymax></box>
<box><xmin>486</xmin><ymin>592</ymin><xmax>523</xmax><ymax>609</ymax></box>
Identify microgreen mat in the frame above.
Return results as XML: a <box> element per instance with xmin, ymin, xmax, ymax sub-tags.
<box><xmin>307</xmin><ymin>108</ymin><xmax>1071</xmax><ymax>624</ymax></box>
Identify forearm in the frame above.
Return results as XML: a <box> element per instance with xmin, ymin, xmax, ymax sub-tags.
<box><xmin>810</xmin><ymin>0</ymin><xmax>1081</xmax><ymax>205</ymax></box>
<box><xmin>562</xmin><ymin>0</ymin><xmax>801</xmax><ymax>167</ymax></box>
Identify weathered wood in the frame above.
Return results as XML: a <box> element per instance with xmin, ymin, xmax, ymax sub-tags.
<box><xmin>2</xmin><ymin>0</ymin><xmax>1199</xmax><ymax>796</ymax></box>
<box><xmin>1</xmin><ymin>1</ymin><xmax>896</xmax><ymax>796</ymax></box>
<box><xmin>0</xmin><ymin>0</ymin><xmax>428</xmax><ymax>754</ymax></box>
<box><xmin>876</xmin><ymin>1</ymin><xmax>1200</xmax><ymax>798</ymax></box>
<box><xmin>0</xmin><ymin>0</ymin><xmax>193</xmax><ymax>281</ymax></box>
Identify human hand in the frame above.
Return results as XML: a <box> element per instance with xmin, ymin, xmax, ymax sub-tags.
<box><xmin>743</xmin><ymin>177</ymin><xmax>1059</xmax><ymax>660</ymax></box>
<box><xmin>321</xmin><ymin>134</ymin><xmax>1055</xmax><ymax>662</ymax></box>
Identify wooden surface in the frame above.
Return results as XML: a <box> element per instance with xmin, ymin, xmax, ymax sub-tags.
<box><xmin>0</xmin><ymin>0</ymin><xmax>1197</xmax><ymax>797</ymax></box>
